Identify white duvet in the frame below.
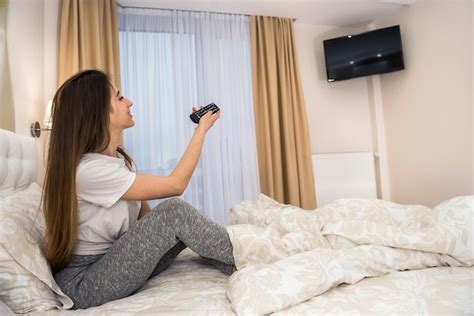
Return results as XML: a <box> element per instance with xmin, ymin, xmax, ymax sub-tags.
<box><xmin>225</xmin><ymin>195</ymin><xmax>473</xmax><ymax>315</ymax></box>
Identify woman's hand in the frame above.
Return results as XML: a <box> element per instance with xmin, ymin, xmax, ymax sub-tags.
<box><xmin>192</xmin><ymin>106</ymin><xmax>221</xmax><ymax>134</ymax></box>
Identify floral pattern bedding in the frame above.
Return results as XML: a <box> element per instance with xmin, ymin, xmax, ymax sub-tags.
<box><xmin>2</xmin><ymin>187</ymin><xmax>471</xmax><ymax>315</ymax></box>
<box><xmin>226</xmin><ymin>195</ymin><xmax>473</xmax><ymax>314</ymax></box>
<box><xmin>41</xmin><ymin>251</ymin><xmax>472</xmax><ymax>315</ymax></box>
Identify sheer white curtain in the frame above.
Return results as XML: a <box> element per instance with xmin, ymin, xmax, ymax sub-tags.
<box><xmin>118</xmin><ymin>7</ymin><xmax>260</xmax><ymax>223</ymax></box>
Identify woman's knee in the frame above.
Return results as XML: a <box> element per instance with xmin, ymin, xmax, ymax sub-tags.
<box><xmin>158</xmin><ymin>197</ymin><xmax>192</xmax><ymax>211</ymax></box>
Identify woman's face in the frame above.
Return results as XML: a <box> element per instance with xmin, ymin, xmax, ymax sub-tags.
<box><xmin>109</xmin><ymin>84</ymin><xmax>134</xmax><ymax>131</ymax></box>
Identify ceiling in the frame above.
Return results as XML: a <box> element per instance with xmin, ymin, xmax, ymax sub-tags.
<box><xmin>118</xmin><ymin>0</ymin><xmax>416</xmax><ymax>26</ymax></box>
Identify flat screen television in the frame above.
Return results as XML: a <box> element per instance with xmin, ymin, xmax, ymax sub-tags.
<box><xmin>323</xmin><ymin>25</ymin><xmax>405</xmax><ymax>82</ymax></box>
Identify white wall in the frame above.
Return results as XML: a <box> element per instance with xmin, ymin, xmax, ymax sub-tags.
<box><xmin>293</xmin><ymin>23</ymin><xmax>391</xmax><ymax>199</ymax></box>
<box><xmin>293</xmin><ymin>23</ymin><xmax>373</xmax><ymax>154</ymax></box>
<box><xmin>7</xmin><ymin>0</ymin><xmax>44</xmax><ymax>136</ymax></box>
<box><xmin>374</xmin><ymin>0</ymin><xmax>473</xmax><ymax>206</ymax></box>
<box><xmin>5</xmin><ymin>0</ymin><xmax>60</xmax><ymax>184</ymax></box>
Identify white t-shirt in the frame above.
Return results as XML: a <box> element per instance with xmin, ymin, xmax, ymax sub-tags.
<box><xmin>74</xmin><ymin>153</ymin><xmax>141</xmax><ymax>255</ymax></box>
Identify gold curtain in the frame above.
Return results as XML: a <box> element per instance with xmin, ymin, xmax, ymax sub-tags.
<box><xmin>250</xmin><ymin>16</ymin><xmax>316</xmax><ymax>209</ymax></box>
<box><xmin>0</xmin><ymin>0</ymin><xmax>14</xmax><ymax>132</ymax></box>
<box><xmin>58</xmin><ymin>0</ymin><xmax>121</xmax><ymax>88</ymax></box>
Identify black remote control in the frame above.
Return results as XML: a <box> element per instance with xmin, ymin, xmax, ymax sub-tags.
<box><xmin>190</xmin><ymin>103</ymin><xmax>220</xmax><ymax>124</ymax></box>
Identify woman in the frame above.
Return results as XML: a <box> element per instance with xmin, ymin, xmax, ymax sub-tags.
<box><xmin>43</xmin><ymin>69</ymin><xmax>235</xmax><ymax>309</ymax></box>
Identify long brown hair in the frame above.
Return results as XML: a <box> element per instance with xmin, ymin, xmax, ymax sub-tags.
<box><xmin>43</xmin><ymin>70</ymin><xmax>133</xmax><ymax>272</ymax></box>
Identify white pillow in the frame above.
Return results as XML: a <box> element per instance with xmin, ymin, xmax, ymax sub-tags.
<box><xmin>0</xmin><ymin>183</ymin><xmax>73</xmax><ymax>313</ymax></box>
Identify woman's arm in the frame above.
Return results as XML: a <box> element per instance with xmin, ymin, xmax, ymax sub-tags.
<box><xmin>122</xmin><ymin>110</ymin><xmax>220</xmax><ymax>201</ymax></box>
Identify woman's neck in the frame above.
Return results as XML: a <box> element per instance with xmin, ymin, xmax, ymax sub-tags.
<box><xmin>101</xmin><ymin>130</ymin><xmax>122</xmax><ymax>157</ymax></box>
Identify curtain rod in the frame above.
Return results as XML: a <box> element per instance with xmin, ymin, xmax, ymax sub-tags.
<box><xmin>116</xmin><ymin>1</ymin><xmax>297</xmax><ymax>22</ymax></box>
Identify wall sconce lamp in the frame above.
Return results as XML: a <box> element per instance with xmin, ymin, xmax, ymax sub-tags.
<box><xmin>30</xmin><ymin>100</ymin><xmax>53</xmax><ymax>138</ymax></box>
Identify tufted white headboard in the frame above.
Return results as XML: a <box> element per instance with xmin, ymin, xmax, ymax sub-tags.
<box><xmin>0</xmin><ymin>129</ymin><xmax>38</xmax><ymax>197</ymax></box>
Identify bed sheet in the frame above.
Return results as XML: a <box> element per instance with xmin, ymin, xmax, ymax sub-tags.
<box><xmin>41</xmin><ymin>248</ymin><xmax>233</xmax><ymax>315</ymax></box>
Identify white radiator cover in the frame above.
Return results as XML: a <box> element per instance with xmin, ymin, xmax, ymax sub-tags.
<box><xmin>312</xmin><ymin>152</ymin><xmax>377</xmax><ymax>207</ymax></box>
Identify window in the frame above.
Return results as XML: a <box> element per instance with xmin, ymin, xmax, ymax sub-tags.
<box><xmin>119</xmin><ymin>8</ymin><xmax>259</xmax><ymax>223</ymax></box>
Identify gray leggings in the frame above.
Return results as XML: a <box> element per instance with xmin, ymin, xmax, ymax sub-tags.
<box><xmin>54</xmin><ymin>198</ymin><xmax>235</xmax><ymax>310</ymax></box>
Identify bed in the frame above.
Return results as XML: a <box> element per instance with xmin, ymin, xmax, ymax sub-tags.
<box><xmin>0</xmin><ymin>128</ymin><xmax>472</xmax><ymax>315</ymax></box>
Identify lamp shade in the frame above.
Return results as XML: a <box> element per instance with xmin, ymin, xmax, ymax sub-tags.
<box><xmin>43</xmin><ymin>100</ymin><xmax>53</xmax><ymax>128</ymax></box>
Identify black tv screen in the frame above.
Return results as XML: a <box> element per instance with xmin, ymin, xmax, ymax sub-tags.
<box><xmin>323</xmin><ymin>25</ymin><xmax>405</xmax><ymax>82</ymax></box>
